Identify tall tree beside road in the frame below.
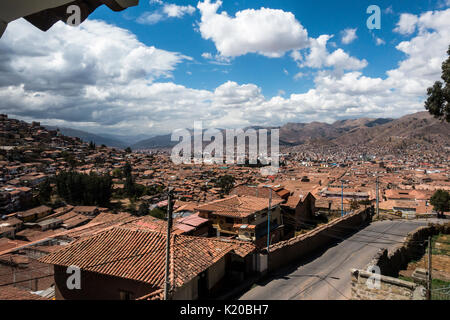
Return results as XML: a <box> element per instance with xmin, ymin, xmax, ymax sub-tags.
<box><xmin>430</xmin><ymin>190</ymin><xmax>450</xmax><ymax>218</ymax></box>
<box><xmin>425</xmin><ymin>45</ymin><xmax>450</xmax><ymax>122</ymax></box>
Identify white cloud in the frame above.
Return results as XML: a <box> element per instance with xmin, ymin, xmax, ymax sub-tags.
<box><xmin>293</xmin><ymin>72</ymin><xmax>305</xmax><ymax>80</ymax></box>
<box><xmin>375</xmin><ymin>37</ymin><xmax>386</xmax><ymax>45</ymax></box>
<box><xmin>137</xmin><ymin>2</ymin><xmax>196</xmax><ymax>25</ymax></box>
<box><xmin>197</xmin><ymin>0</ymin><xmax>309</xmax><ymax>58</ymax></box>
<box><xmin>163</xmin><ymin>4</ymin><xmax>195</xmax><ymax>18</ymax></box>
<box><xmin>1</xmin><ymin>8</ymin><xmax>450</xmax><ymax>136</ymax></box>
<box><xmin>394</xmin><ymin>13</ymin><xmax>419</xmax><ymax>35</ymax></box>
<box><xmin>384</xmin><ymin>6</ymin><xmax>394</xmax><ymax>14</ymax></box>
<box><xmin>137</xmin><ymin>12</ymin><xmax>164</xmax><ymax>25</ymax></box>
<box><xmin>202</xmin><ymin>52</ymin><xmax>213</xmax><ymax>59</ymax></box>
<box><xmin>201</xmin><ymin>52</ymin><xmax>231</xmax><ymax>65</ymax></box>
<box><xmin>302</xmin><ymin>35</ymin><xmax>367</xmax><ymax>71</ymax></box>
<box><xmin>341</xmin><ymin>28</ymin><xmax>357</xmax><ymax>44</ymax></box>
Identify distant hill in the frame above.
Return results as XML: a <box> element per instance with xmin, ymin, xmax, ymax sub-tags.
<box><xmin>279</xmin><ymin>117</ymin><xmax>393</xmax><ymax>145</ymax></box>
<box><xmin>45</xmin><ymin>126</ymin><xmax>128</xmax><ymax>149</ymax></box>
<box><xmin>47</xmin><ymin>111</ymin><xmax>450</xmax><ymax>151</ymax></box>
<box><xmin>332</xmin><ymin>111</ymin><xmax>450</xmax><ymax>147</ymax></box>
<box><xmin>130</xmin><ymin>116</ymin><xmax>395</xmax><ymax>149</ymax></box>
<box><xmin>131</xmin><ymin>134</ymin><xmax>177</xmax><ymax>150</ymax></box>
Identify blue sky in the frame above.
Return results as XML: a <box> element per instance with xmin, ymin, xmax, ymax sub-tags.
<box><xmin>0</xmin><ymin>0</ymin><xmax>449</xmax><ymax>136</ymax></box>
<box><xmin>88</xmin><ymin>0</ymin><xmax>446</xmax><ymax>97</ymax></box>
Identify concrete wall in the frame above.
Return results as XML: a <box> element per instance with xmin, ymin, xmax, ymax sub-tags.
<box><xmin>266</xmin><ymin>207</ymin><xmax>372</xmax><ymax>272</ymax></box>
<box><xmin>350</xmin><ymin>269</ymin><xmax>426</xmax><ymax>300</ymax></box>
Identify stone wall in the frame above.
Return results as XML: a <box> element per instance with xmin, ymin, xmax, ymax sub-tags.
<box><xmin>265</xmin><ymin>207</ymin><xmax>373</xmax><ymax>272</ymax></box>
<box><xmin>350</xmin><ymin>269</ymin><xmax>426</xmax><ymax>300</ymax></box>
<box><xmin>369</xmin><ymin>223</ymin><xmax>450</xmax><ymax>277</ymax></box>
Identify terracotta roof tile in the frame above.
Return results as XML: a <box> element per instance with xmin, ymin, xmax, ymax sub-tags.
<box><xmin>39</xmin><ymin>227</ymin><xmax>255</xmax><ymax>291</ymax></box>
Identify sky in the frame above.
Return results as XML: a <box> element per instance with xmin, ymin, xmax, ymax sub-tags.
<box><xmin>0</xmin><ymin>0</ymin><xmax>450</xmax><ymax>137</ymax></box>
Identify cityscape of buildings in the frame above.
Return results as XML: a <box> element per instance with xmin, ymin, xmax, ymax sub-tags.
<box><xmin>0</xmin><ymin>113</ymin><xmax>449</xmax><ymax>300</ymax></box>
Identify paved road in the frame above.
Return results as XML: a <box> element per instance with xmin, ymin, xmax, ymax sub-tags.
<box><xmin>239</xmin><ymin>219</ymin><xmax>440</xmax><ymax>300</ymax></box>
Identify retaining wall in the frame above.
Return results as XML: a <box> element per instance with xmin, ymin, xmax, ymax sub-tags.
<box><xmin>369</xmin><ymin>223</ymin><xmax>450</xmax><ymax>277</ymax></box>
<box><xmin>350</xmin><ymin>269</ymin><xmax>426</xmax><ymax>300</ymax></box>
<box><xmin>266</xmin><ymin>207</ymin><xmax>373</xmax><ymax>272</ymax></box>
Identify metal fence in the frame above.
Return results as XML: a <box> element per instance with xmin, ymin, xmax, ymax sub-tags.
<box><xmin>431</xmin><ymin>286</ymin><xmax>450</xmax><ymax>300</ymax></box>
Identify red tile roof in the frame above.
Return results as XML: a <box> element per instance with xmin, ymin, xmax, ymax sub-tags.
<box><xmin>39</xmin><ymin>227</ymin><xmax>255</xmax><ymax>291</ymax></box>
<box><xmin>196</xmin><ymin>195</ymin><xmax>283</xmax><ymax>218</ymax></box>
<box><xmin>0</xmin><ymin>286</ymin><xmax>47</xmax><ymax>300</ymax></box>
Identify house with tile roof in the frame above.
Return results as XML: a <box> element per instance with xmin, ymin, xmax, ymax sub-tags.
<box><xmin>281</xmin><ymin>191</ymin><xmax>316</xmax><ymax>230</ymax></box>
<box><xmin>39</xmin><ymin>227</ymin><xmax>255</xmax><ymax>300</ymax></box>
<box><xmin>196</xmin><ymin>195</ymin><xmax>284</xmax><ymax>245</ymax></box>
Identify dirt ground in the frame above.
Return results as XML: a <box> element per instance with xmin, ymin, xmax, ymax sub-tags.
<box><xmin>399</xmin><ymin>234</ymin><xmax>450</xmax><ymax>282</ymax></box>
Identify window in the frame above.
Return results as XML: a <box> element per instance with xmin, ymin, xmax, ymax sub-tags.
<box><xmin>119</xmin><ymin>290</ymin><xmax>132</xmax><ymax>300</ymax></box>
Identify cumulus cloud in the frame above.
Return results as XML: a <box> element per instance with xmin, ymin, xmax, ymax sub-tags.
<box><xmin>300</xmin><ymin>35</ymin><xmax>367</xmax><ymax>71</ymax></box>
<box><xmin>341</xmin><ymin>28</ymin><xmax>357</xmax><ymax>44</ymax></box>
<box><xmin>1</xmin><ymin>8</ymin><xmax>449</xmax><ymax>136</ymax></box>
<box><xmin>197</xmin><ymin>0</ymin><xmax>309</xmax><ymax>58</ymax></box>
<box><xmin>0</xmin><ymin>19</ymin><xmax>195</xmax><ymax>133</ymax></box>
<box><xmin>394</xmin><ymin>13</ymin><xmax>419</xmax><ymax>35</ymax></box>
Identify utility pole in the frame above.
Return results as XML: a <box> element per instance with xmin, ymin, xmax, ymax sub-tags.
<box><xmin>376</xmin><ymin>175</ymin><xmax>379</xmax><ymax>220</ymax></box>
<box><xmin>341</xmin><ymin>180</ymin><xmax>344</xmax><ymax>217</ymax></box>
<box><xmin>267</xmin><ymin>188</ymin><xmax>273</xmax><ymax>252</ymax></box>
<box><xmin>164</xmin><ymin>188</ymin><xmax>173</xmax><ymax>301</ymax></box>
<box><xmin>427</xmin><ymin>236</ymin><xmax>432</xmax><ymax>300</ymax></box>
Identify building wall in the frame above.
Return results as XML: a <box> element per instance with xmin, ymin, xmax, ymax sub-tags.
<box><xmin>295</xmin><ymin>194</ymin><xmax>316</xmax><ymax>224</ymax></box>
<box><xmin>350</xmin><ymin>269</ymin><xmax>426</xmax><ymax>300</ymax></box>
<box><xmin>172</xmin><ymin>277</ymin><xmax>198</xmax><ymax>300</ymax></box>
<box><xmin>53</xmin><ymin>265</ymin><xmax>157</xmax><ymax>300</ymax></box>
<box><xmin>208</xmin><ymin>257</ymin><xmax>226</xmax><ymax>290</ymax></box>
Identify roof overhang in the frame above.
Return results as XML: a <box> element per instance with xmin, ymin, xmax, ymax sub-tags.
<box><xmin>0</xmin><ymin>0</ymin><xmax>139</xmax><ymax>38</ymax></box>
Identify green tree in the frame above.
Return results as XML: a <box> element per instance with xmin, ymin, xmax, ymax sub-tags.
<box><xmin>123</xmin><ymin>162</ymin><xmax>132</xmax><ymax>177</ymax></box>
<box><xmin>122</xmin><ymin>162</ymin><xmax>136</xmax><ymax>198</ymax></box>
<box><xmin>61</xmin><ymin>151</ymin><xmax>78</xmax><ymax>168</ymax></box>
<box><xmin>137</xmin><ymin>202</ymin><xmax>149</xmax><ymax>216</ymax></box>
<box><xmin>125</xmin><ymin>147</ymin><xmax>132</xmax><ymax>153</ymax></box>
<box><xmin>126</xmin><ymin>202</ymin><xmax>137</xmax><ymax>215</ymax></box>
<box><xmin>425</xmin><ymin>45</ymin><xmax>450</xmax><ymax>122</ymax></box>
<box><xmin>215</xmin><ymin>175</ymin><xmax>235</xmax><ymax>196</ymax></box>
<box><xmin>55</xmin><ymin>171</ymin><xmax>112</xmax><ymax>207</ymax></box>
<box><xmin>38</xmin><ymin>179</ymin><xmax>52</xmax><ymax>204</ymax></box>
<box><xmin>149</xmin><ymin>207</ymin><xmax>166</xmax><ymax>220</ymax></box>
<box><xmin>430</xmin><ymin>190</ymin><xmax>450</xmax><ymax>218</ymax></box>
<box><xmin>112</xmin><ymin>168</ymin><xmax>123</xmax><ymax>179</ymax></box>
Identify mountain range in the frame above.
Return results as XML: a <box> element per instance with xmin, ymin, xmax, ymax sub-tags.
<box><xmin>45</xmin><ymin>112</ymin><xmax>450</xmax><ymax>150</ymax></box>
